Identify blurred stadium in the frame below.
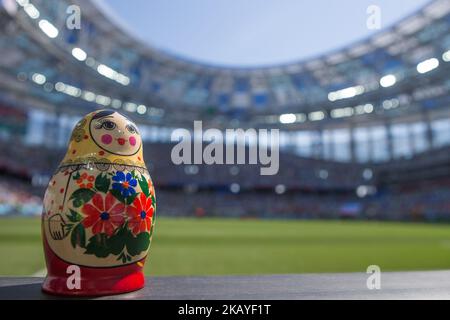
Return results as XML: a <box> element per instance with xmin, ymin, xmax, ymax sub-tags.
<box><xmin>0</xmin><ymin>0</ymin><xmax>449</xmax><ymax>275</ymax></box>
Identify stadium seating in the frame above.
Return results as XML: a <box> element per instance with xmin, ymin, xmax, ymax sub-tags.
<box><xmin>0</xmin><ymin>0</ymin><xmax>449</xmax><ymax>222</ymax></box>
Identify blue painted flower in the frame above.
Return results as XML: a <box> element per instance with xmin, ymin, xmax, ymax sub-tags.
<box><xmin>112</xmin><ymin>171</ymin><xmax>137</xmax><ymax>197</ymax></box>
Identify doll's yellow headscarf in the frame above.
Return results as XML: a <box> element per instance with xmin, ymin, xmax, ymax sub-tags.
<box><xmin>60</xmin><ymin>110</ymin><xmax>145</xmax><ymax>168</ymax></box>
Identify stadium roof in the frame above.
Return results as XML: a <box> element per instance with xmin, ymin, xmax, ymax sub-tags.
<box><xmin>0</xmin><ymin>0</ymin><xmax>450</xmax><ymax>129</ymax></box>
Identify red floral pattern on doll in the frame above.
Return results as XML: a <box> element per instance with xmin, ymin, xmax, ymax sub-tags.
<box><xmin>82</xmin><ymin>193</ymin><xmax>125</xmax><ymax>236</ymax></box>
<box><xmin>126</xmin><ymin>193</ymin><xmax>154</xmax><ymax>235</ymax></box>
<box><xmin>77</xmin><ymin>172</ymin><xmax>95</xmax><ymax>189</ymax></box>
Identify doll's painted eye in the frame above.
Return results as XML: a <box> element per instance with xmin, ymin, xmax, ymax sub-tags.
<box><xmin>101</xmin><ymin>120</ymin><xmax>116</xmax><ymax>130</ymax></box>
<box><xmin>126</xmin><ymin>124</ymin><xmax>138</xmax><ymax>134</ymax></box>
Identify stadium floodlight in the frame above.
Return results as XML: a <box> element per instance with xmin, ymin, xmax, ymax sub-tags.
<box><xmin>95</xmin><ymin>95</ymin><xmax>111</xmax><ymax>106</ymax></box>
<box><xmin>38</xmin><ymin>19</ymin><xmax>58</xmax><ymax>38</ymax></box>
<box><xmin>328</xmin><ymin>92</ymin><xmax>337</xmax><ymax>101</ymax></box>
<box><xmin>149</xmin><ymin>107</ymin><xmax>165</xmax><ymax>117</ymax></box>
<box><xmin>382</xmin><ymin>98</ymin><xmax>400</xmax><ymax>110</ymax></box>
<box><xmin>275</xmin><ymin>184</ymin><xmax>286</xmax><ymax>195</ymax></box>
<box><xmin>97</xmin><ymin>64</ymin><xmax>116</xmax><ymax>79</ymax></box>
<box><xmin>85</xmin><ymin>57</ymin><xmax>96</xmax><ymax>67</ymax></box>
<box><xmin>380</xmin><ymin>74</ymin><xmax>396</xmax><ymax>88</ymax></box>
<box><xmin>363</xmin><ymin>103</ymin><xmax>374</xmax><ymax>113</ymax></box>
<box><xmin>363</xmin><ymin>169</ymin><xmax>373</xmax><ymax>180</ymax></box>
<box><xmin>295</xmin><ymin>113</ymin><xmax>307</xmax><ymax>123</ymax></box>
<box><xmin>64</xmin><ymin>85</ymin><xmax>81</xmax><ymax>97</ymax></box>
<box><xmin>23</xmin><ymin>4</ymin><xmax>40</xmax><ymax>19</ymax></box>
<box><xmin>111</xmin><ymin>99</ymin><xmax>122</xmax><ymax>109</ymax></box>
<box><xmin>308</xmin><ymin>111</ymin><xmax>325</xmax><ymax>121</ymax></box>
<box><xmin>356</xmin><ymin>185</ymin><xmax>376</xmax><ymax>198</ymax></box>
<box><xmin>124</xmin><ymin>102</ymin><xmax>137</xmax><ymax>112</ymax></box>
<box><xmin>137</xmin><ymin>104</ymin><xmax>147</xmax><ymax>114</ymax></box>
<box><xmin>318</xmin><ymin>169</ymin><xmax>328</xmax><ymax>179</ymax></box>
<box><xmin>331</xmin><ymin>107</ymin><xmax>353</xmax><ymax>118</ymax></box>
<box><xmin>230</xmin><ymin>183</ymin><xmax>240</xmax><ymax>194</ymax></box>
<box><xmin>416</xmin><ymin>58</ymin><xmax>439</xmax><ymax>74</ymax></box>
<box><xmin>71</xmin><ymin>48</ymin><xmax>87</xmax><ymax>61</ymax></box>
<box><xmin>279</xmin><ymin>113</ymin><xmax>296</xmax><ymax>124</ymax></box>
<box><xmin>54</xmin><ymin>82</ymin><xmax>65</xmax><ymax>92</ymax></box>
<box><xmin>356</xmin><ymin>185</ymin><xmax>368</xmax><ymax>198</ymax></box>
<box><xmin>116</xmin><ymin>74</ymin><xmax>130</xmax><ymax>86</ymax></box>
<box><xmin>443</xmin><ymin>50</ymin><xmax>450</xmax><ymax>62</ymax></box>
<box><xmin>97</xmin><ymin>64</ymin><xmax>130</xmax><ymax>86</ymax></box>
<box><xmin>31</xmin><ymin>73</ymin><xmax>46</xmax><ymax>85</ymax></box>
<box><xmin>328</xmin><ymin>85</ymin><xmax>365</xmax><ymax>101</ymax></box>
<box><xmin>184</xmin><ymin>165</ymin><xmax>199</xmax><ymax>175</ymax></box>
<box><xmin>82</xmin><ymin>91</ymin><xmax>96</xmax><ymax>102</ymax></box>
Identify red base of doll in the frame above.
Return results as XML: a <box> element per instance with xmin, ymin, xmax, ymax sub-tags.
<box><xmin>42</xmin><ymin>237</ymin><xmax>146</xmax><ymax>297</ymax></box>
<box><xmin>42</xmin><ymin>271</ymin><xmax>145</xmax><ymax>297</ymax></box>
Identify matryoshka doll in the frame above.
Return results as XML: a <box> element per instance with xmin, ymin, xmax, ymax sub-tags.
<box><xmin>42</xmin><ymin>109</ymin><xmax>156</xmax><ymax>296</ymax></box>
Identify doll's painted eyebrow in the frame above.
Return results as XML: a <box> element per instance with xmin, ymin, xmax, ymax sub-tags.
<box><xmin>97</xmin><ymin>115</ymin><xmax>114</xmax><ymax>120</ymax></box>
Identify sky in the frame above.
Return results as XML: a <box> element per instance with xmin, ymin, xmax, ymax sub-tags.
<box><xmin>98</xmin><ymin>0</ymin><xmax>431</xmax><ymax>67</ymax></box>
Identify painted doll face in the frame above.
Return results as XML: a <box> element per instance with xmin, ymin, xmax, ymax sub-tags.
<box><xmin>89</xmin><ymin>111</ymin><xmax>142</xmax><ymax>156</ymax></box>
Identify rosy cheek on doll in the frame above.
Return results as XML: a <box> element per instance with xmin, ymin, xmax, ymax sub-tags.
<box><xmin>129</xmin><ymin>136</ymin><xmax>137</xmax><ymax>146</ymax></box>
<box><xmin>101</xmin><ymin>134</ymin><xmax>113</xmax><ymax>145</ymax></box>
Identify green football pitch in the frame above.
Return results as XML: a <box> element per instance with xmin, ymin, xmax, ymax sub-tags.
<box><xmin>1</xmin><ymin>217</ymin><xmax>450</xmax><ymax>276</ymax></box>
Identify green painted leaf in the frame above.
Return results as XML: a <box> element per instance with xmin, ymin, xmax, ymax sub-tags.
<box><xmin>70</xmin><ymin>223</ymin><xmax>86</xmax><ymax>249</ymax></box>
<box><xmin>151</xmin><ymin>194</ymin><xmax>156</xmax><ymax>210</ymax></box>
<box><xmin>110</xmin><ymin>189</ymin><xmax>125</xmax><ymax>204</ymax></box>
<box><xmin>65</xmin><ymin>223</ymin><xmax>74</xmax><ymax>234</ymax></box>
<box><xmin>125</xmin><ymin>192</ymin><xmax>139</xmax><ymax>205</ymax></box>
<box><xmin>73</xmin><ymin>199</ymin><xmax>82</xmax><ymax>208</ymax></box>
<box><xmin>84</xmin><ymin>234</ymin><xmax>110</xmax><ymax>258</ymax></box>
<box><xmin>137</xmin><ymin>174</ymin><xmax>150</xmax><ymax>197</ymax></box>
<box><xmin>72</xmin><ymin>172</ymin><xmax>81</xmax><ymax>181</ymax></box>
<box><xmin>83</xmin><ymin>224</ymin><xmax>150</xmax><ymax>261</ymax></box>
<box><xmin>67</xmin><ymin>209</ymin><xmax>83</xmax><ymax>223</ymax></box>
<box><xmin>107</xmin><ymin>225</ymin><xmax>127</xmax><ymax>255</ymax></box>
<box><xmin>95</xmin><ymin>173</ymin><xmax>110</xmax><ymax>193</ymax></box>
<box><xmin>70</xmin><ymin>188</ymin><xmax>95</xmax><ymax>208</ymax></box>
<box><xmin>126</xmin><ymin>232</ymin><xmax>150</xmax><ymax>256</ymax></box>
<box><xmin>70</xmin><ymin>230</ymin><xmax>76</xmax><ymax>249</ymax></box>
